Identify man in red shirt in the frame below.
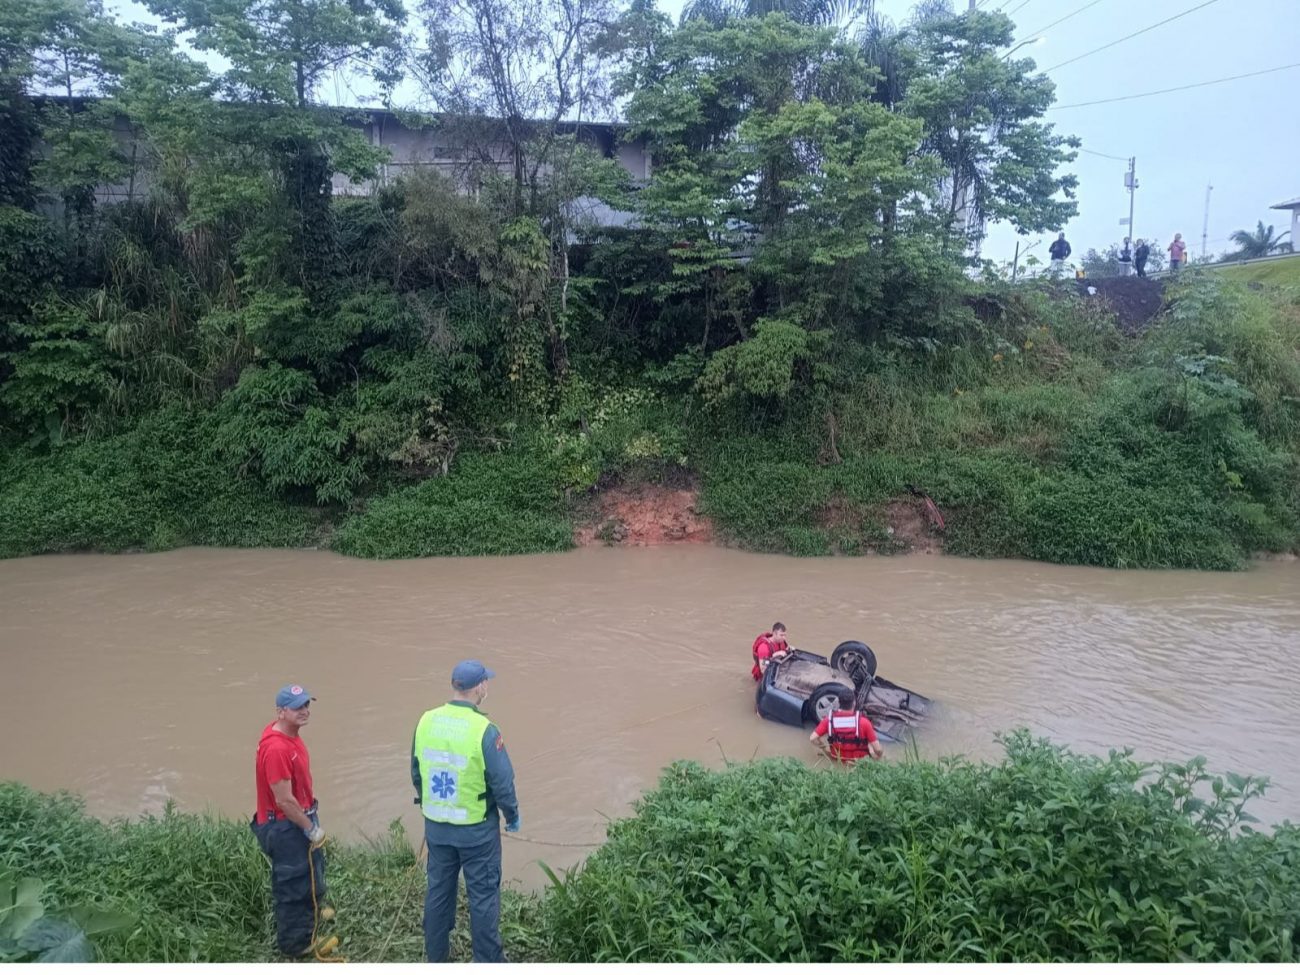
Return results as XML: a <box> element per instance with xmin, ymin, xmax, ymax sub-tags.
<box><xmin>810</xmin><ymin>709</ymin><xmax>884</xmax><ymax>764</ymax></box>
<box><xmin>251</xmin><ymin>683</ymin><xmax>328</xmax><ymax>956</ymax></box>
<box><xmin>751</xmin><ymin>623</ymin><xmax>790</xmax><ymax>681</ymax></box>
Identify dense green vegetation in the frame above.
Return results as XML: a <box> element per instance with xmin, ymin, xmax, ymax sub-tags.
<box><xmin>4</xmin><ymin>733</ymin><xmax>1298</xmax><ymax>962</ymax></box>
<box><xmin>542</xmin><ymin>732</ymin><xmax>1300</xmax><ymax>962</ymax></box>
<box><xmin>1</xmin><ymin>0</ymin><xmax>1297</xmax><ymax>568</ymax></box>
<box><xmin>0</xmin><ymin>783</ymin><xmax>545</xmax><ymax>963</ymax></box>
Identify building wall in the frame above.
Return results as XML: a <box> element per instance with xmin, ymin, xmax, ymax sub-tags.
<box><xmin>53</xmin><ymin>105</ymin><xmax>651</xmax><ymax>220</ymax></box>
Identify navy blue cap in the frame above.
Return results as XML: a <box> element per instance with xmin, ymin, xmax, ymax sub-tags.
<box><xmin>451</xmin><ymin>660</ymin><xmax>495</xmax><ymax>691</ymax></box>
<box><xmin>275</xmin><ymin>684</ymin><xmax>315</xmax><ymax>709</ymax></box>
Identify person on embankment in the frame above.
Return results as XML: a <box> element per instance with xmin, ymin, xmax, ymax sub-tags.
<box><xmin>411</xmin><ymin>660</ymin><xmax>519</xmax><ymax>963</ymax></box>
<box><xmin>752</xmin><ymin>622</ymin><xmax>790</xmax><ymax>680</ymax></box>
<box><xmin>251</xmin><ymin>683</ymin><xmax>329</xmax><ymax>957</ymax></box>
<box><xmin>811</xmin><ymin>707</ymin><xmax>884</xmax><ymax>764</ymax></box>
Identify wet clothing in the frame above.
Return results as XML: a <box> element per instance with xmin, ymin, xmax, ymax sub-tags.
<box><xmin>1048</xmin><ymin>238</ymin><xmax>1071</xmax><ymax>261</ymax></box>
<box><xmin>254</xmin><ymin>722</ymin><xmax>314</xmax><ymax>825</ymax></box>
<box><xmin>815</xmin><ymin>710</ymin><xmax>879</xmax><ymax>764</ymax></box>
<box><xmin>251</xmin><ymin>723</ymin><xmax>323</xmax><ymax>956</ymax></box>
<box><xmin>751</xmin><ymin>632</ymin><xmax>789</xmax><ymax>681</ymax></box>
<box><xmin>410</xmin><ymin>700</ymin><xmax>518</xmax><ymax>962</ymax></box>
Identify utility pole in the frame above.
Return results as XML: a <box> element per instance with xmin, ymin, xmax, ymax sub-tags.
<box><xmin>1124</xmin><ymin>156</ymin><xmax>1138</xmax><ymax>248</ymax></box>
<box><xmin>1201</xmin><ymin>183</ymin><xmax>1214</xmax><ymax>261</ymax></box>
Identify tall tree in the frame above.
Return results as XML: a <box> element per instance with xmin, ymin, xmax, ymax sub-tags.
<box><xmin>145</xmin><ymin>0</ymin><xmax>405</xmax><ymax>109</ymax></box>
<box><xmin>415</xmin><ymin>0</ymin><xmax>625</xmax><ymax>375</ymax></box>
<box><xmin>415</xmin><ymin>0</ymin><xmax>619</xmax><ymax>213</ymax></box>
<box><xmin>141</xmin><ymin>0</ymin><xmax>407</xmax><ymax>287</ymax></box>
<box><xmin>902</xmin><ymin>8</ymin><xmax>1078</xmax><ymax>245</ymax></box>
<box><xmin>619</xmin><ymin>13</ymin><xmax>930</xmax><ymax>340</ymax></box>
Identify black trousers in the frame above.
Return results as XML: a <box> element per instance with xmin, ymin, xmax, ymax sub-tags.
<box><xmin>251</xmin><ymin>813</ymin><xmax>326</xmax><ymax>955</ymax></box>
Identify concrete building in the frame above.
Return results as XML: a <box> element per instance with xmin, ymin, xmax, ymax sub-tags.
<box><xmin>64</xmin><ymin>101</ymin><xmax>651</xmax><ymax>229</ymax></box>
<box><xmin>1269</xmin><ymin>196</ymin><xmax>1300</xmax><ymax>251</ymax></box>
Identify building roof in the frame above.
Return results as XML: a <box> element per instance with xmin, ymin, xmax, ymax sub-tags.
<box><xmin>1270</xmin><ymin>197</ymin><xmax>1300</xmax><ymax>210</ymax></box>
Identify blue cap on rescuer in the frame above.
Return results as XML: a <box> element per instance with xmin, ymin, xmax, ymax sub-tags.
<box><xmin>451</xmin><ymin>660</ymin><xmax>495</xmax><ymax>691</ymax></box>
<box><xmin>275</xmin><ymin>684</ymin><xmax>315</xmax><ymax>709</ymax></box>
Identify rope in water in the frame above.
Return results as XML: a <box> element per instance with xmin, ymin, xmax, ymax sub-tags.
<box><xmin>505</xmin><ymin>832</ymin><xmax>602</xmax><ymax>849</ymax></box>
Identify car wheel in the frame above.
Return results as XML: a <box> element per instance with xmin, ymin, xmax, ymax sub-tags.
<box><xmin>808</xmin><ymin>682</ymin><xmax>854</xmax><ymax>722</ymax></box>
<box><xmin>830</xmin><ymin>641</ymin><xmax>877</xmax><ymax>680</ymax></box>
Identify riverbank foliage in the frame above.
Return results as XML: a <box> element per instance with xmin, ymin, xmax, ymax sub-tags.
<box><xmin>542</xmin><ymin>732</ymin><xmax>1300</xmax><ymax>962</ymax></box>
<box><xmin>4</xmin><ymin>733</ymin><xmax>1298</xmax><ymax>962</ymax></box>
<box><xmin>1</xmin><ymin>0</ymin><xmax>1298</xmax><ymax>568</ymax></box>
<box><xmin>0</xmin><ymin>784</ymin><xmax>545</xmax><ymax>963</ymax></box>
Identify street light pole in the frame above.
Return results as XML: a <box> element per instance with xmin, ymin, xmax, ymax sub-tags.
<box><xmin>1201</xmin><ymin>183</ymin><xmax>1213</xmax><ymax>261</ymax></box>
<box><xmin>1125</xmin><ymin>156</ymin><xmax>1137</xmax><ymax>248</ymax></box>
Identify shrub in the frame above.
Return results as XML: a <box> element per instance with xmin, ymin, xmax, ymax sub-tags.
<box><xmin>0</xmin><ymin>408</ymin><xmax>317</xmax><ymax>558</ymax></box>
<box><xmin>332</xmin><ymin>452</ymin><xmax>573</xmax><ymax>558</ymax></box>
<box><xmin>540</xmin><ymin>732</ymin><xmax>1300</xmax><ymax>962</ymax></box>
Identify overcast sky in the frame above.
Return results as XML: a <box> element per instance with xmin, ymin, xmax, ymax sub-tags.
<box><xmin>108</xmin><ymin>0</ymin><xmax>1298</xmax><ymax>264</ymax></box>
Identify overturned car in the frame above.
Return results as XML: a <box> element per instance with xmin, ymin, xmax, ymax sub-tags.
<box><xmin>755</xmin><ymin>640</ymin><xmax>932</xmax><ymax>742</ymax></box>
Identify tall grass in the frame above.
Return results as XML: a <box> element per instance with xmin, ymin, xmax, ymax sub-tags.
<box><xmin>0</xmin><ymin>784</ymin><xmax>544</xmax><ymax>963</ymax></box>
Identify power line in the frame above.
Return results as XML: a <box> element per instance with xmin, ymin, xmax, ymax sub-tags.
<box><xmin>1077</xmin><ymin>147</ymin><xmax>1130</xmax><ymax>161</ymax></box>
<box><xmin>1022</xmin><ymin>0</ymin><xmax>1108</xmax><ymax>41</ymax></box>
<box><xmin>1042</xmin><ymin>0</ymin><xmax>1223</xmax><ymax>72</ymax></box>
<box><xmin>1049</xmin><ymin>61</ymin><xmax>1300</xmax><ymax>109</ymax></box>
<box><xmin>1003</xmin><ymin>0</ymin><xmax>1034</xmax><ymax>15</ymax></box>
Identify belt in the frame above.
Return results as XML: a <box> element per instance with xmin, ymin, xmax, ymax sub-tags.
<box><xmin>261</xmin><ymin>800</ymin><xmax>318</xmax><ymax>823</ymax></box>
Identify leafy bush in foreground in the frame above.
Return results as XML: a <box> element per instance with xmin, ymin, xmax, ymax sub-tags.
<box><xmin>541</xmin><ymin>732</ymin><xmax>1300</xmax><ymax>962</ymax></box>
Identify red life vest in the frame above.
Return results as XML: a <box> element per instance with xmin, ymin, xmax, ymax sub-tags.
<box><xmin>827</xmin><ymin>710</ymin><xmax>875</xmax><ymax>762</ymax></box>
<box><xmin>751</xmin><ymin>632</ymin><xmax>788</xmax><ymax>680</ymax></box>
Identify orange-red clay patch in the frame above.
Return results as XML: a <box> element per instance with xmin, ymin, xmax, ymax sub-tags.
<box><xmin>575</xmin><ymin>482</ymin><xmax>714</xmax><ymax>546</ymax></box>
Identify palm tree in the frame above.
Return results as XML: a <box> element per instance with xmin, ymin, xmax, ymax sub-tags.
<box><xmin>1228</xmin><ymin>221</ymin><xmax>1291</xmax><ymax>259</ymax></box>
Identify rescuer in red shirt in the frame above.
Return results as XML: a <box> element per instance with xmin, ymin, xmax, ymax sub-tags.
<box><xmin>251</xmin><ymin>683</ymin><xmax>329</xmax><ymax>956</ymax></box>
<box><xmin>811</xmin><ymin>709</ymin><xmax>884</xmax><ymax>763</ymax></box>
<box><xmin>751</xmin><ymin>622</ymin><xmax>790</xmax><ymax>680</ymax></box>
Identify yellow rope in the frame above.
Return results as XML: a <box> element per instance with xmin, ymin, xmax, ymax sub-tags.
<box><xmin>307</xmin><ymin>837</ymin><xmax>345</xmax><ymax>962</ymax></box>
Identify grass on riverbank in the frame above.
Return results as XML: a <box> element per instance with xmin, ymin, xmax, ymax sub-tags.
<box><xmin>5</xmin><ymin>732</ymin><xmax>1299</xmax><ymax>963</ymax></box>
<box><xmin>1215</xmin><ymin>254</ymin><xmax>1300</xmax><ymax>289</ymax></box>
<box><xmin>0</xmin><ymin>784</ymin><xmax>544</xmax><ymax>963</ymax></box>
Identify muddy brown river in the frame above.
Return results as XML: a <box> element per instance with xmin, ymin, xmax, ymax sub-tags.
<box><xmin>2</xmin><ymin>547</ymin><xmax>1298</xmax><ymax>889</ymax></box>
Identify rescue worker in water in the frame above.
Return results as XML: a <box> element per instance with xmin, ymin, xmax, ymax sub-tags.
<box><xmin>810</xmin><ymin>708</ymin><xmax>884</xmax><ymax>763</ymax></box>
<box><xmin>751</xmin><ymin>622</ymin><xmax>790</xmax><ymax>680</ymax></box>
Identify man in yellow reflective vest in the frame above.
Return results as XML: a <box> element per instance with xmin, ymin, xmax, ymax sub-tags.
<box><xmin>411</xmin><ymin>659</ymin><xmax>519</xmax><ymax>962</ymax></box>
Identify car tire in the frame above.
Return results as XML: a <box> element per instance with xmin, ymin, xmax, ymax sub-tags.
<box><xmin>808</xmin><ymin>682</ymin><xmax>854</xmax><ymax>723</ymax></box>
<box><xmin>830</xmin><ymin>641</ymin><xmax>877</xmax><ymax>680</ymax></box>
